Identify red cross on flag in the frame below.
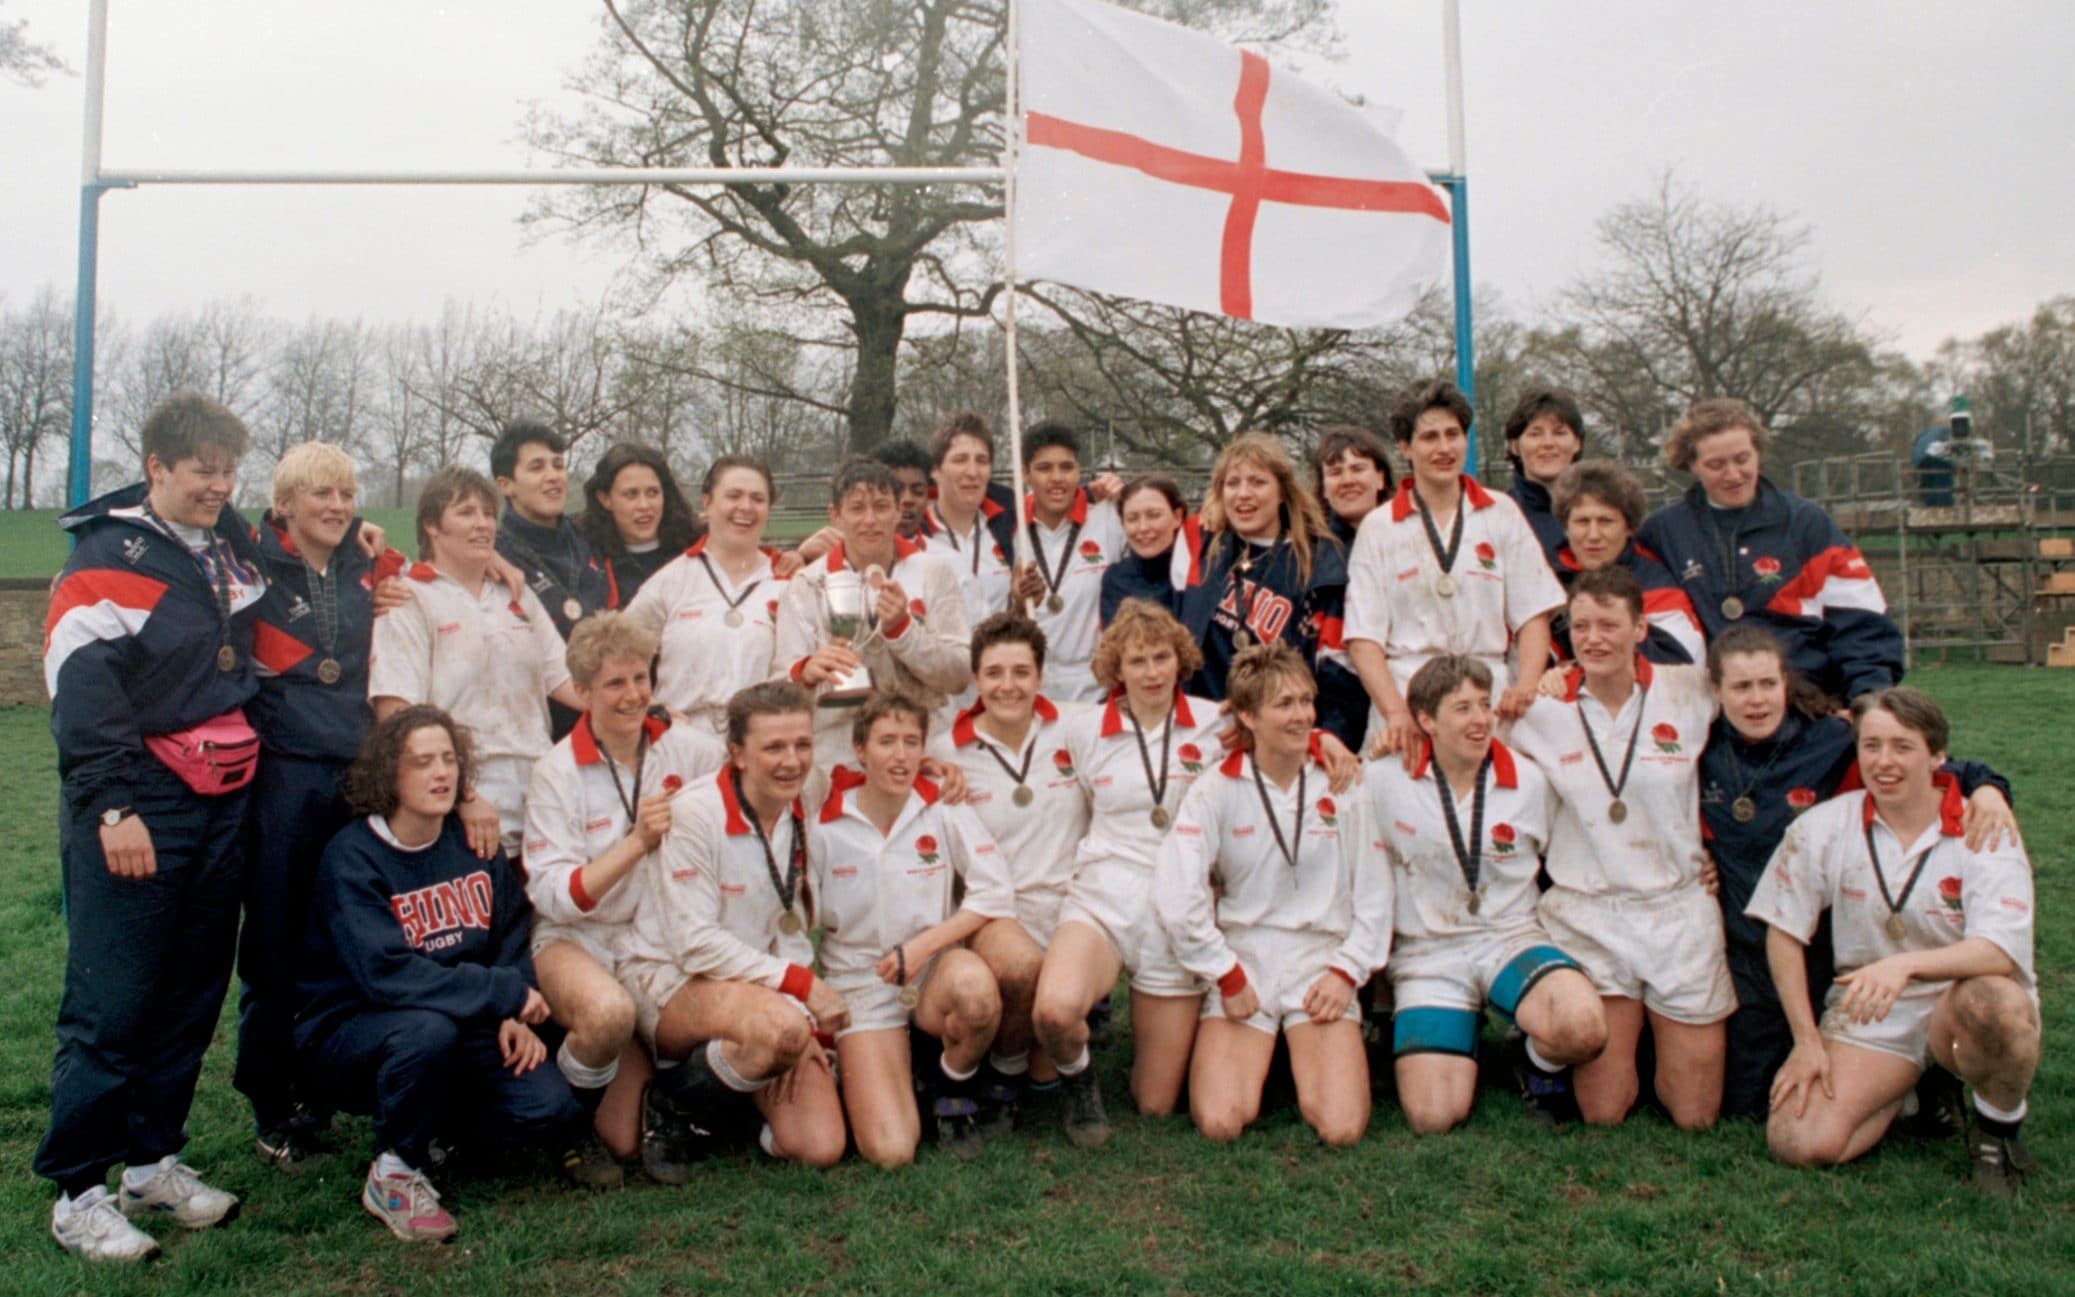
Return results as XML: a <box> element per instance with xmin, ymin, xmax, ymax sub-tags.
<box><xmin>1015</xmin><ymin>0</ymin><xmax>1451</xmax><ymax>330</ymax></box>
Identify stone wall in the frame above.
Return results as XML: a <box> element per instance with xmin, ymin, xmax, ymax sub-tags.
<box><xmin>0</xmin><ymin>579</ymin><xmax>52</xmax><ymax>707</ymax></box>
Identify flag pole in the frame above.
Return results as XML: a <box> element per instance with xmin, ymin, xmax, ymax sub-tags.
<box><xmin>1003</xmin><ymin>0</ymin><xmax>1033</xmax><ymax>589</ymax></box>
<box><xmin>1441</xmin><ymin>0</ymin><xmax>1477</xmax><ymax>476</ymax></box>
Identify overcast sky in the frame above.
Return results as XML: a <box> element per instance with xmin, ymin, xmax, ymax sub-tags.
<box><xmin>2</xmin><ymin>1</ymin><xmax>2070</xmax><ymax>360</ymax></box>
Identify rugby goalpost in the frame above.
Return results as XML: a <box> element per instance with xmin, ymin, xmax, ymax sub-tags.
<box><xmin>64</xmin><ymin>0</ymin><xmax>1478</xmax><ymax>524</ymax></box>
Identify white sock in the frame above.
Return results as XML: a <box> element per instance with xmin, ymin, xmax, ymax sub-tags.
<box><xmin>120</xmin><ymin>1156</ymin><xmax>173</xmax><ymax>1191</ymax></box>
<box><xmin>989</xmin><ymin>1050</ymin><xmax>1030</xmax><ymax>1077</ymax></box>
<box><xmin>557</xmin><ymin>1038</ymin><xmax>619</xmax><ymax>1091</ymax></box>
<box><xmin>940</xmin><ymin>1055</ymin><xmax>980</xmax><ymax>1083</ymax></box>
<box><xmin>1973</xmin><ymin>1094</ymin><xmax>2028</xmax><ymax>1124</ymax></box>
<box><xmin>1055</xmin><ymin>1045</ymin><xmax>1091</xmax><ymax>1077</ymax></box>
<box><xmin>1524</xmin><ymin>1039</ymin><xmax>1564</xmax><ymax>1074</ymax></box>
<box><xmin>758</xmin><ymin>1123</ymin><xmax>778</xmax><ymax>1158</ymax></box>
<box><xmin>707</xmin><ymin>1038</ymin><xmax>771</xmax><ymax>1093</ymax></box>
<box><xmin>374</xmin><ymin>1151</ymin><xmax>417</xmax><ymax>1179</ymax></box>
<box><xmin>55</xmin><ymin>1187</ymin><xmax>105</xmax><ymax>1220</ymax></box>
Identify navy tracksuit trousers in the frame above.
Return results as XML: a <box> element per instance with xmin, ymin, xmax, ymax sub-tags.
<box><xmin>35</xmin><ymin>765</ymin><xmax>249</xmax><ymax>1196</ymax></box>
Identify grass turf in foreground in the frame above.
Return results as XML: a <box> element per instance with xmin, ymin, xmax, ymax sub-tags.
<box><xmin>0</xmin><ymin>664</ymin><xmax>2069</xmax><ymax>1296</ymax></box>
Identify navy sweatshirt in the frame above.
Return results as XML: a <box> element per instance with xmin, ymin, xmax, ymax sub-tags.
<box><xmin>496</xmin><ymin>510</ymin><xmax>611</xmax><ymax>639</ymax></box>
<box><xmin>248</xmin><ymin>514</ymin><xmax>404</xmax><ymax>762</ymax></box>
<box><xmin>1507</xmin><ymin>472</ymin><xmax>1567</xmax><ymax>572</ymax></box>
<box><xmin>46</xmin><ymin>484</ymin><xmax>265</xmax><ymax>819</ymax></box>
<box><xmin>1101</xmin><ymin>547</ymin><xmax>1178</xmax><ymax>627</ymax></box>
<box><xmin>295</xmin><ymin>816</ymin><xmax>537</xmax><ymax>1049</ymax></box>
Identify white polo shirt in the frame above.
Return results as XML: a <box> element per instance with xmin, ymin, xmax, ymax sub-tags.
<box><xmin>521</xmin><ymin>713</ymin><xmax>726</xmax><ymax>930</ymax></box>
<box><xmin>920</xmin><ymin>498</ymin><xmax>1014</xmax><ymax>633</ymax></box>
<box><xmin>1369</xmin><ymin>738</ymin><xmax>1552</xmax><ymax>942</ymax></box>
<box><xmin>1345</xmin><ymin>476</ymin><xmax>1564</xmax><ymax>697</ymax></box>
<box><xmin>1062</xmin><ymin>690</ymin><xmax>1230</xmax><ymax>875</ymax></box>
<box><xmin>368</xmin><ymin>562</ymin><xmax>570</xmax><ymax>764</ymax></box>
<box><xmin>621</xmin><ymin>767</ymin><xmax>820</xmax><ymax>999</ymax></box>
<box><xmin>1024</xmin><ymin>490</ymin><xmax>1125</xmax><ymax>703</ymax></box>
<box><xmin>1505</xmin><ymin>659</ymin><xmax>1714</xmax><ymax>897</ymax></box>
<box><xmin>926</xmin><ymin>695</ymin><xmax>1092</xmax><ymax>909</ymax></box>
<box><xmin>621</xmin><ymin>538</ymin><xmax>786</xmax><ymax>735</ymax></box>
<box><xmin>1746</xmin><ymin>779</ymin><xmax>2034</xmax><ymax>991</ymax></box>
<box><xmin>807</xmin><ymin>769</ymin><xmax>1017</xmax><ymax>984</ymax></box>
<box><xmin>1152</xmin><ymin>750</ymin><xmax>1393</xmax><ymax>991</ymax></box>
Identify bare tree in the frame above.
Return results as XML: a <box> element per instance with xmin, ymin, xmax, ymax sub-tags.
<box><xmin>258</xmin><ymin>317</ymin><xmax>372</xmax><ymax>472</ymax></box>
<box><xmin>1</xmin><ymin>2</ymin><xmax>66</xmax><ymax>87</ymax></box>
<box><xmin>0</xmin><ymin>288</ymin><xmax>72</xmax><ymax>507</ymax></box>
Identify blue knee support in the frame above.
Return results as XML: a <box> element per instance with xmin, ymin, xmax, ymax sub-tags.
<box><xmin>1392</xmin><ymin>1006</ymin><xmax>1479</xmax><ymax>1059</ymax></box>
<box><xmin>1489</xmin><ymin>945</ymin><xmax>1580</xmax><ymax>1021</ymax></box>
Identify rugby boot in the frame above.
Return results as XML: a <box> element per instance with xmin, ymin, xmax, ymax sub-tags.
<box><xmin>1513</xmin><ymin>1036</ymin><xmax>1577</xmax><ymax>1130</ymax></box>
<box><xmin>1062</xmin><ymin>1067</ymin><xmax>1111</xmax><ymax>1149</ymax></box>
<box><xmin>560</xmin><ymin>1130</ymin><xmax>626</xmax><ymax>1190</ymax></box>
<box><xmin>934</xmin><ymin>1094</ymin><xmax>985</xmax><ymax>1160</ymax></box>
<box><xmin>1896</xmin><ymin>1067</ymin><xmax>1966</xmax><ymax>1141</ymax></box>
<box><xmin>1968</xmin><ymin>1119</ymin><xmax>2037</xmax><ymax>1200</ymax></box>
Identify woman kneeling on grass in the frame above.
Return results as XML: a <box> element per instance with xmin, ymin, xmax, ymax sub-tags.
<box><xmin>296</xmin><ymin>706</ymin><xmax>582</xmax><ymax>1244</ymax></box>
<box><xmin>1748</xmin><ymin>687</ymin><xmax>2041</xmax><ymax>1198</ymax></box>
<box><xmin>809</xmin><ymin>692</ymin><xmax>1022</xmax><ymax>1166</ymax></box>
<box><xmin>1153</xmin><ymin>643</ymin><xmax>1392</xmax><ymax>1146</ymax></box>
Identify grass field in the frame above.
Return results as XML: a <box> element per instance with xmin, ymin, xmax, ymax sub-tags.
<box><xmin>1</xmin><ymin>666</ymin><xmax>2069</xmax><ymax>1295</ymax></box>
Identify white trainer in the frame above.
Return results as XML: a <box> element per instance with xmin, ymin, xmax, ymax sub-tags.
<box><xmin>118</xmin><ymin>1156</ymin><xmax>240</xmax><ymax>1229</ymax></box>
<box><xmin>52</xmin><ymin>1186</ymin><xmax>160</xmax><ymax>1262</ymax></box>
<box><xmin>362</xmin><ymin>1161</ymin><xmax>457</xmax><ymax>1244</ymax></box>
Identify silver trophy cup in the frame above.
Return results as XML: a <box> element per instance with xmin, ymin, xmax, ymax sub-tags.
<box><xmin>822</xmin><ymin>567</ymin><xmax>876</xmax><ymax>700</ymax></box>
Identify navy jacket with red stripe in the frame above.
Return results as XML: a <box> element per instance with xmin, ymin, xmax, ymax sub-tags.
<box><xmin>45</xmin><ymin>484</ymin><xmax>263</xmax><ymax>819</ymax></box>
<box><xmin>1551</xmin><ymin>540</ymin><xmax>1703</xmax><ymax>665</ymax></box>
<box><xmin>248</xmin><ymin>514</ymin><xmax>405</xmax><ymax>763</ymax></box>
<box><xmin>1637</xmin><ymin>479</ymin><xmax>1903</xmax><ymax>701</ymax></box>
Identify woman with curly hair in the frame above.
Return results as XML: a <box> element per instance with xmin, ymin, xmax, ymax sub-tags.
<box><xmin>576</xmin><ymin>442</ymin><xmax>702</xmax><ymax>606</ymax></box>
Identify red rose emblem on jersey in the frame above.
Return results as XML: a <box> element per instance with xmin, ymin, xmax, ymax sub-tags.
<box><xmin>1652</xmin><ymin>721</ymin><xmax>1681</xmax><ymax>754</ymax></box>
<box><xmin>1474</xmin><ymin>540</ymin><xmax>1497</xmax><ymax>570</ymax></box>
<box><xmin>1176</xmin><ymin>742</ymin><xmax>1205</xmax><ymax>774</ymax></box>
<box><xmin>1053</xmin><ymin>748</ymin><xmax>1076</xmax><ymax>777</ymax></box>
<box><xmin>766</xmin><ymin>599</ymin><xmax>780</xmax><ymax>620</ymax></box>
<box><xmin>662</xmin><ymin>774</ymin><xmax>684</xmax><ymax>794</ymax></box>
<box><xmin>1490</xmin><ymin>822</ymin><xmax>1518</xmax><ymax>854</ymax></box>
<box><xmin>1786</xmin><ymin>787</ymin><xmax>1816</xmax><ymax>810</ymax></box>
<box><xmin>908</xmin><ymin>597</ymin><xmax>927</xmax><ymax>620</ymax></box>
<box><xmin>1938</xmin><ymin>876</ymin><xmax>1962</xmax><ymax>911</ymax></box>
<box><xmin>1078</xmin><ymin>538</ymin><xmax>1104</xmax><ymax>564</ymax></box>
<box><xmin>915</xmin><ymin>834</ymin><xmax>940</xmax><ymax>865</ymax></box>
<box><xmin>1315</xmin><ymin>796</ymin><xmax>1337</xmax><ymax>827</ymax></box>
<box><xmin>1752</xmin><ymin>555</ymin><xmax>1784</xmax><ymax>583</ymax></box>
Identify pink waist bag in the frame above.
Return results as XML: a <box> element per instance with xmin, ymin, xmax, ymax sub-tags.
<box><xmin>144</xmin><ymin>709</ymin><xmax>260</xmax><ymax>796</ymax></box>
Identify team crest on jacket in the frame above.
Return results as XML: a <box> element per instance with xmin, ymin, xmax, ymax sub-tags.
<box><xmin>1177</xmin><ymin>743</ymin><xmax>1205</xmax><ymax>775</ymax></box>
<box><xmin>122</xmin><ymin>535</ymin><xmax>150</xmax><ymax>565</ymax></box>
<box><xmin>1938</xmin><ymin>876</ymin><xmax>1963</xmax><ymax>912</ymax></box>
<box><xmin>1052</xmin><ymin>749</ymin><xmax>1075</xmax><ymax>778</ymax></box>
<box><xmin>1078</xmin><ymin>539</ymin><xmax>1104</xmax><ymax>565</ymax></box>
<box><xmin>1651</xmin><ymin>722</ymin><xmax>1681</xmax><ymax>754</ymax></box>
<box><xmin>915</xmin><ymin>834</ymin><xmax>941</xmax><ymax>866</ymax></box>
<box><xmin>1752</xmin><ymin>556</ymin><xmax>1784</xmax><ymax>584</ymax></box>
<box><xmin>1315</xmin><ymin>796</ymin><xmax>1337</xmax><ymax>828</ymax></box>
<box><xmin>1474</xmin><ymin>540</ymin><xmax>1497</xmax><ymax>571</ymax></box>
<box><xmin>1786</xmin><ymin>787</ymin><xmax>1817</xmax><ymax>810</ymax></box>
<box><xmin>1490</xmin><ymin>823</ymin><xmax>1517</xmax><ymax>854</ymax></box>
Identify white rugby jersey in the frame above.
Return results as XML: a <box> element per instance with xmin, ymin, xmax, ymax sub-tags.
<box><xmin>1505</xmin><ymin>658</ymin><xmax>1714</xmax><ymax>897</ymax></box>
<box><xmin>1024</xmin><ymin>490</ymin><xmax>1126</xmax><ymax>703</ymax></box>
<box><xmin>774</xmin><ymin>538</ymin><xmax>972</xmax><ymax>754</ymax></box>
<box><xmin>621</xmin><ymin>537</ymin><xmax>787</xmax><ymax>735</ymax></box>
<box><xmin>620</xmin><ymin>767</ymin><xmax>819</xmax><ymax>998</ymax></box>
<box><xmin>1368</xmin><ymin>739</ymin><xmax>1552</xmax><ymax>941</ymax></box>
<box><xmin>919</xmin><ymin>498</ymin><xmax>1014</xmax><ymax>633</ymax></box>
<box><xmin>807</xmin><ymin>769</ymin><xmax>1017</xmax><ymax>983</ymax></box>
<box><xmin>521</xmin><ymin>713</ymin><xmax>726</xmax><ymax>930</ymax></box>
<box><xmin>1747</xmin><ymin>778</ymin><xmax>2034</xmax><ymax>992</ymax></box>
<box><xmin>926</xmin><ymin>695</ymin><xmax>1093</xmax><ymax>907</ymax></box>
<box><xmin>1344</xmin><ymin>477</ymin><xmax>1564</xmax><ymax>694</ymax></box>
<box><xmin>368</xmin><ymin>562</ymin><xmax>570</xmax><ymax>763</ymax></box>
<box><xmin>1062</xmin><ymin>690</ymin><xmax>1230</xmax><ymax>875</ymax></box>
<box><xmin>1153</xmin><ymin>751</ymin><xmax>1393</xmax><ymax>992</ymax></box>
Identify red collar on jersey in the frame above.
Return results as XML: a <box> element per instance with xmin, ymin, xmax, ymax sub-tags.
<box><xmin>569</xmin><ymin>711</ymin><xmax>670</xmax><ymax>767</ymax></box>
<box><xmin>817</xmin><ymin>764</ymin><xmax>941</xmax><ymax>823</ymax></box>
<box><xmin>1388</xmin><ymin>474</ymin><xmax>1497</xmax><ymax>523</ymax></box>
<box><xmin>1025</xmin><ymin>486</ymin><xmax>1091</xmax><ymax>529</ymax></box>
<box><xmin>407</xmin><ymin>561</ymin><xmax>440</xmax><ymax>583</ymax></box>
<box><xmin>822</xmin><ymin>535</ymin><xmax>921</xmax><ymax>574</ymax></box>
<box><xmin>715</xmin><ymin>767</ymin><xmax>806</xmax><ymax>837</ymax></box>
<box><xmin>1098</xmin><ymin>688</ymin><xmax>1199</xmax><ymax>738</ymax></box>
<box><xmin>919</xmin><ymin>495</ymin><xmax>1005</xmax><ymax>539</ymax></box>
<box><xmin>1218</xmin><ymin>730</ymin><xmax>1336</xmax><ymax>779</ymax></box>
<box><xmin>1861</xmin><ymin>770</ymin><xmax>1965</xmax><ymax>838</ymax></box>
<box><xmin>1559</xmin><ymin>655</ymin><xmax>1655</xmax><ymax>702</ymax></box>
<box><xmin>951</xmin><ymin>695</ymin><xmax>1061</xmax><ymax>748</ymax></box>
<box><xmin>685</xmin><ymin>534</ymin><xmax>781</xmax><ymax>563</ymax></box>
<box><xmin>1409</xmin><ymin>737</ymin><xmax>1520</xmax><ymax>789</ymax></box>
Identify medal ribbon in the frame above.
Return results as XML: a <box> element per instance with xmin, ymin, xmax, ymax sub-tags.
<box><xmin>1126</xmin><ymin>701</ymin><xmax>1174</xmax><ymax>812</ymax></box>
<box><xmin>1862</xmin><ymin>815</ymin><xmax>1937</xmax><ymax>931</ymax></box>
<box><xmin>734</xmin><ymin>769</ymin><xmax>804</xmax><ymax>913</ymax></box>
<box><xmin>1705</xmin><ymin>506</ymin><xmax>1750</xmax><ymax>612</ymax></box>
<box><xmin>599</xmin><ymin>728</ymin><xmax>649</xmax><ymax>827</ymax></box>
<box><xmin>1413</xmin><ymin>490</ymin><xmax>1467</xmax><ymax>580</ymax></box>
<box><xmin>976</xmin><ymin>731</ymin><xmax>1039</xmax><ymax>792</ymax></box>
<box><xmin>1724</xmin><ymin>729</ymin><xmax>1791</xmax><ymax>817</ymax></box>
<box><xmin>144</xmin><ymin>504</ymin><xmax>237</xmax><ymax>661</ymax></box>
<box><xmin>1434</xmin><ymin>751</ymin><xmax>1492</xmax><ymax>898</ymax></box>
<box><xmin>1248</xmin><ymin>756</ymin><xmax>1307</xmax><ymax>869</ymax></box>
<box><xmin>1027</xmin><ymin>517</ymin><xmax>1083</xmax><ymax>607</ymax></box>
<box><xmin>697</xmin><ymin>552</ymin><xmax>762</xmax><ymax>619</ymax></box>
<box><xmin>1578</xmin><ymin>679</ymin><xmax>1650</xmax><ymax>809</ymax></box>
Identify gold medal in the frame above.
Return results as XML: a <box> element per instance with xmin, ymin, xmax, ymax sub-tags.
<box><xmin>778</xmin><ymin>911</ymin><xmax>803</xmax><ymax>936</ymax></box>
<box><xmin>898</xmin><ymin>984</ymin><xmax>921</xmax><ymax>1011</ymax></box>
<box><xmin>1012</xmin><ymin>785</ymin><xmax>1035</xmax><ymax>807</ymax></box>
<box><xmin>562</xmin><ymin>597</ymin><xmax>583</xmax><ymax>622</ymax></box>
<box><xmin>216</xmin><ymin>644</ymin><xmax>237</xmax><ymax>672</ymax></box>
<box><xmin>1466</xmin><ymin>891</ymin><xmax>1482</xmax><ymax>916</ymax></box>
<box><xmin>1721</xmin><ymin>596</ymin><xmax>1745</xmax><ymax>620</ymax></box>
<box><xmin>1045</xmin><ymin>592</ymin><xmax>1064</xmax><ymax>614</ymax></box>
<box><xmin>1435</xmin><ymin>574</ymin><xmax>1458</xmax><ymax>598</ymax></box>
<box><xmin>725</xmin><ymin>608</ymin><xmax>745</xmax><ymax>628</ymax></box>
<box><xmin>1885</xmin><ymin>914</ymin><xmax>1906</xmax><ymax>941</ymax></box>
<box><xmin>1608</xmin><ymin>798</ymin><xmax>1628</xmax><ymax>824</ymax></box>
<box><xmin>1731</xmin><ymin>795</ymin><xmax>1757</xmax><ymax>823</ymax></box>
<box><xmin>316</xmin><ymin>657</ymin><xmax>342</xmax><ymax>685</ymax></box>
<box><xmin>1234</xmin><ymin>629</ymin><xmax>1252</xmax><ymax>649</ymax></box>
<box><xmin>1149</xmin><ymin>805</ymin><xmax>1171</xmax><ymax>830</ymax></box>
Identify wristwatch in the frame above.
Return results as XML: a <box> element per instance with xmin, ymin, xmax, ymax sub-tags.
<box><xmin>101</xmin><ymin>807</ymin><xmax>135</xmax><ymax>827</ymax></box>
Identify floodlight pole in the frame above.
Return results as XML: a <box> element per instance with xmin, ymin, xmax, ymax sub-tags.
<box><xmin>1440</xmin><ymin>0</ymin><xmax>1476</xmax><ymax>476</ymax></box>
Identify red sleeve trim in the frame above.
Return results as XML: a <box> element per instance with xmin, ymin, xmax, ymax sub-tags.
<box><xmin>1216</xmin><ymin>965</ymin><xmax>1248</xmax><ymax>996</ymax></box>
<box><xmin>1327</xmin><ymin>966</ymin><xmax>1358</xmax><ymax>988</ymax></box>
<box><xmin>880</xmin><ymin>611</ymin><xmax>911</xmax><ymax>639</ymax></box>
<box><xmin>569</xmin><ymin>869</ymin><xmax>597</xmax><ymax>914</ymax></box>
<box><xmin>788</xmin><ymin>656</ymin><xmax>810</xmax><ymax>684</ymax></box>
<box><xmin>779</xmin><ymin>963</ymin><xmax>815</xmax><ymax>1002</ymax></box>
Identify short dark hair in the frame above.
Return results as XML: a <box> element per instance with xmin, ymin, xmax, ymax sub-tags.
<box><xmin>970</xmin><ymin>612</ymin><xmax>1048</xmax><ymax>675</ymax></box>
<box><xmin>701</xmin><ymin>454</ymin><xmax>775</xmax><ymax>501</ymax></box>
<box><xmin>1850</xmin><ymin>686</ymin><xmax>1949</xmax><ymax>756</ymax></box>
<box><xmin>725</xmin><ymin>680</ymin><xmax>815</xmax><ymax>749</ymax></box>
<box><xmin>1706</xmin><ymin>624</ymin><xmax>1836</xmax><ymax>720</ymax></box>
<box><xmin>346</xmin><ymin>704</ymin><xmax>477</xmax><ymax>820</ymax></box>
<box><xmin>1387</xmin><ymin>379</ymin><xmax>1474</xmax><ymax>445</ymax></box>
<box><xmin>875</xmin><ymin>439</ymin><xmax>933</xmax><ymax>476</ymax></box>
<box><xmin>1552</xmin><ymin>460</ymin><xmax>1647</xmax><ymax>531</ymax></box>
<box><xmin>1501</xmin><ymin>388</ymin><xmax>1584</xmax><ymax>451</ymax></box>
<box><xmin>140</xmin><ymin>391</ymin><xmax>250</xmax><ymax>472</ymax></box>
<box><xmin>928</xmin><ymin>410</ymin><xmax>995</xmax><ymax>467</ymax></box>
<box><xmin>830</xmin><ymin>457</ymin><xmax>901</xmax><ymax>507</ymax></box>
<box><xmin>851</xmin><ymin>690</ymin><xmax>930</xmax><ymax>748</ymax></box>
<box><xmin>1224</xmin><ymin>642</ymin><xmax>1314</xmax><ymax>750</ymax></box>
<box><xmin>491</xmin><ymin>419</ymin><xmax>564</xmax><ymax>481</ymax></box>
<box><xmin>1406</xmin><ymin>654</ymin><xmax>1494</xmax><ymax>722</ymax></box>
<box><xmin>1312</xmin><ymin>425</ymin><xmax>1395</xmax><ymax>503</ymax></box>
<box><xmin>1023</xmin><ymin>421</ymin><xmax>1081</xmax><ymax>469</ymax></box>
<box><xmin>1568</xmin><ymin>563</ymin><xmax>1644</xmax><ymax>620</ymax></box>
<box><xmin>415</xmin><ymin>465</ymin><xmax>501</xmax><ymax>559</ymax></box>
<box><xmin>1120</xmin><ymin>474</ymin><xmax>1186</xmax><ymax>516</ymax></box>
